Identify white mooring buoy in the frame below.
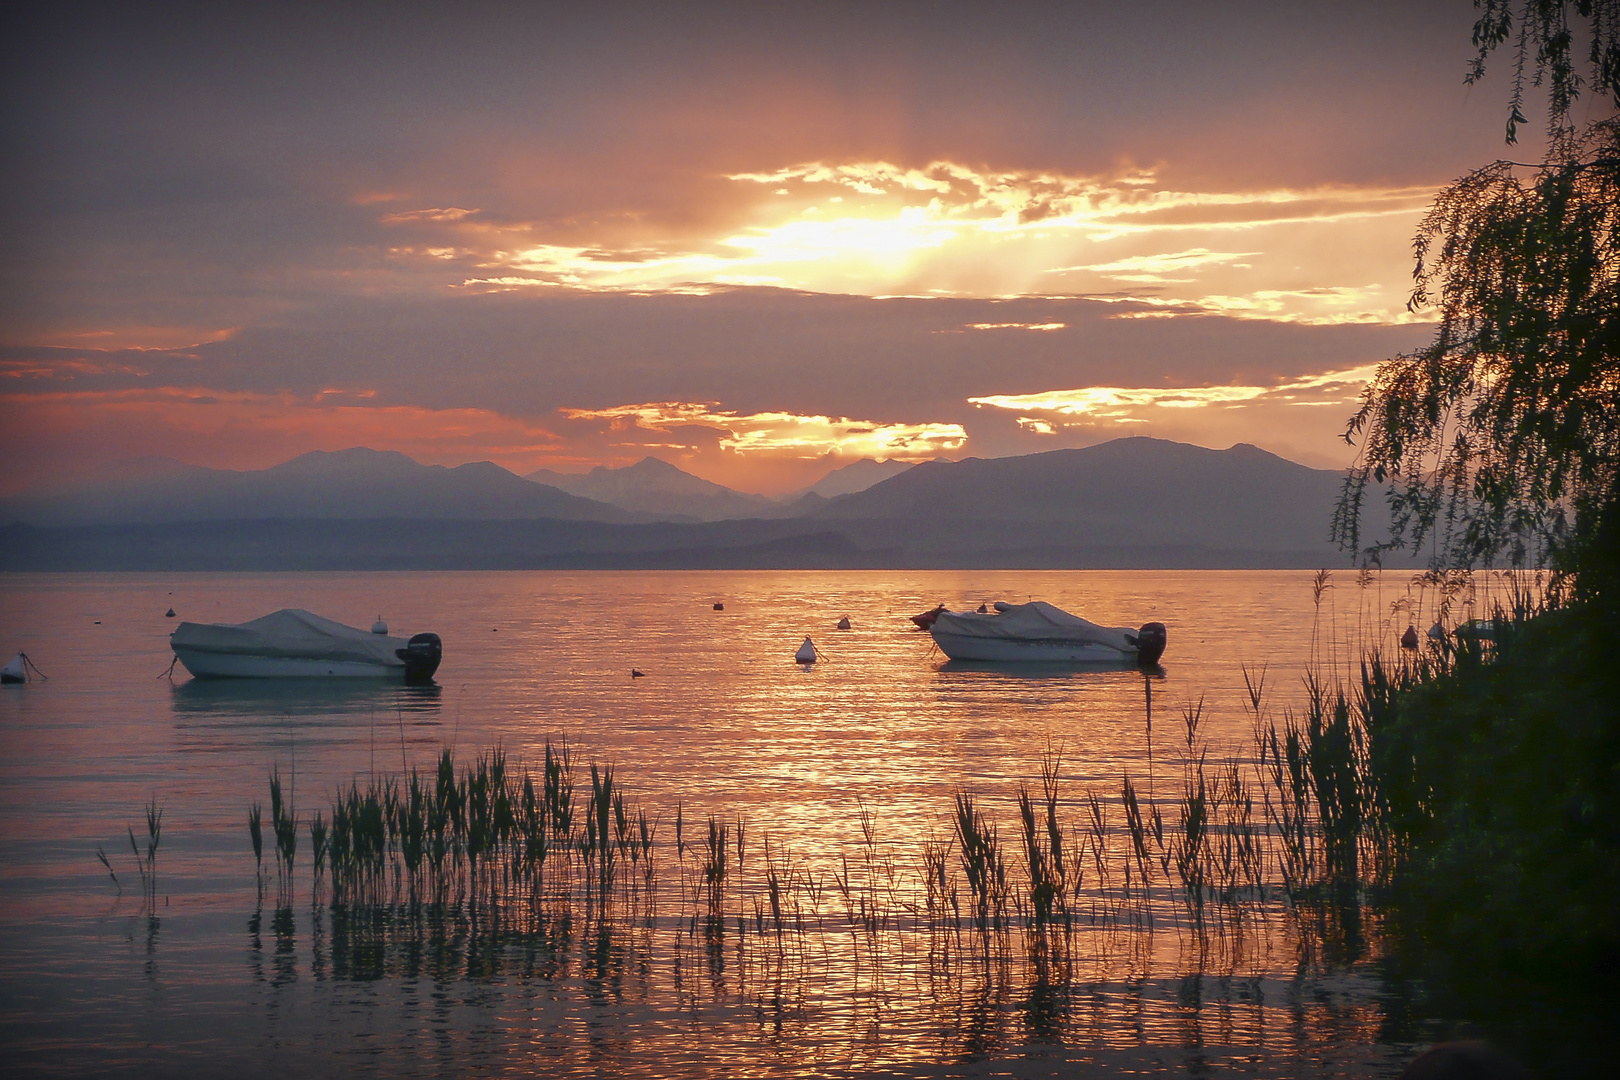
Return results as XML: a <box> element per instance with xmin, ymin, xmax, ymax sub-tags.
<box><xmin>3</xmin><ymin>652</ymin><xmax>46</xmax><ymax>684</ymax></box>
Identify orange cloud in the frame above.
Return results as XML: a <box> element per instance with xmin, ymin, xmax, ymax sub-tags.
<box><xmin>961</xmin><ymin>322</ymin><xmax>1067</xmax><ymax>331</ymax></box>
<box><xmin>380</xmin><ymin>207</ymin><xmax>479</xmax><ymax>224</ymax></box>
<box><xmin>0</xmin><ymin>387</ymin><xmax>567</xmax><ymax>494</ymax></box>
<box><xmin>372</xmin><ymin>159</ymin><xmax>1434</xmax><ymax>323</ymax></box>
<box><xmin>560</xmin><ymin>401</ymin><xmax>966</xmax><ymax>461</ymax></box>
<box><xmin>968</xmin><ymin>365</ymin><xmax>1379</xmax><ymax>418</ymax></box>
<box><xmin>9</xmin><ymin>326</ymin><xmax>242</xmax><ymax>352</ymax></box>
<box><xmin>1</xmin><ymin>386</ymin><xmax>972</xmax><ymax>496</ymax></box>
<box><xmin>966</xmin><ymin>365</ymin><xmax>1384</xmax><ymax>469</ymax></box>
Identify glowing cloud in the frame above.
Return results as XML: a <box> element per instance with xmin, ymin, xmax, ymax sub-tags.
<box><xmin>1049</xmin><ymin>248</ymin><xmax>1260</xmax><ymax>284</ymax></box>
<box><xmin>381</xmin><ymin>207</ymin><xmax>479</xmax><ymax>223</ymax></box>
<box><xmin>971</xmin><ymin>384</ymin><xmax>1271</xmax><ymax>416</ymax></box>
<box><xmin>560</xmin><ymin>401</ymin><xmax>966</xmax><ymax>460</ymax></box>
<box><xmin>962</xmin><ymin>364</ymin><xmax>1388</xmax><ymax>469</ymax></box>
<box><xmin>375</xmin><ymin>159</ymin><xmax>1434</xmax><ymax>323</ymax></box>
<box><xmin>969</xmin><ymin>365</ymin><xmax>1381</xmax><ymax>422</ymax></box>
<box><xmin>962</xmin><ymin>322</ymin><xmax>1067</xmax><ymax>331</ymax></box>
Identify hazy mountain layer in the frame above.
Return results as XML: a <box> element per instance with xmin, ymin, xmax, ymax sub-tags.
<box><xmin>526</xmin><ymin>457</ymin><xmax>775</xmax><ymax>522</ymax></box>
<box><xmin>0</xmin><ymin>439</ymin><xmax>1402</xmax><ymax>569</ymax></box>
<box><xmin>780</xmin><ymin>458</ymin><xmax>916</xmax><ymax>501</ymax></box>
<box><xmin>812</xmin><ymin>437</ymin><xmax>1365</xmax><ymax>560</ymax></box>
<box><xmin>1</xmin><ymin>448</ymin><xmax>637</xmax><ymax>526</ymax></box>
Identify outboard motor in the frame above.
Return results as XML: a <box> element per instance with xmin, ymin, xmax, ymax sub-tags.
<box><xmin>1134</xmin><ymin>622</ymin><xmax>1167</xmax><ymax>665</ymax></box>
<box><xmin>397</xmin><ymin>632</ymin><xmax>443</xmax><ymax>684</ymax></box>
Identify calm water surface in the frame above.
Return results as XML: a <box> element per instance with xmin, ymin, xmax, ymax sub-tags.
<box><xmin>0</xmin><ymin>571</ymin><xmax>1441</xmax><ymax>1077</ymax></box>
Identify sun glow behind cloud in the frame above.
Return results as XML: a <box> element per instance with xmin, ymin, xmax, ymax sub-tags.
<box><xmin>560</xmin><ymin>401</ymin><xmax>966</xmax><ymax>461</ymax></box>
<box><xmin>424</xmin><ymin>160</ymin><xmax>1434</xmax><ymax>323</ymax></box>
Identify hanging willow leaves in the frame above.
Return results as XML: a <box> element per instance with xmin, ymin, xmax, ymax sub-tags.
<box><xmin>1334</xmin><ymin>119</ymin><xmax>1619</xmax><ymax>568</ymax></box>
<box><xmin>1467</xmin><ymin>0</ymin><xmax>1620</xmax><ymax>145</ymax></box>
<box><xmin>1335</xmin><ymin>3</ymin><xmax>1619</xmax><ymax>571</ymax></box>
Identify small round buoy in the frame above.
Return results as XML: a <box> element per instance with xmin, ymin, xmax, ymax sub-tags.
<box><xmin>631</xmin><ymin>669</ymin><xmax>645</xmax><ymax>678</ymax></box>
<box><xmin>836</xmin><ymin>616</ymin><xmax>851</xmax><ymax>630</ymax></box>
<box><xmin>1400</xmin><ymin>624</ymin><xmax>1419</xmax><ymax>650</ymax></box>
<box><xmin>795</xmin><ymin>636</ymin><xmax>817</xmax><ymax>663</ymax></box>
<box><xmin>713</xmin><ymin>602</ymin><xmax>724</xmax><ymax>611</ymax></box>
<box><xmin>165</xmin><ymin>608</ymin><xmax>176</xmax><ymax>618</ymax></box>
<box><xmin>371</xmin><ymin>618</ymin><xmax>389</xmax><ymax>635</ymax></box>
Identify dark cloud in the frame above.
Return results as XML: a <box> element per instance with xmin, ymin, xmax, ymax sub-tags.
<box><xmin>3</xmin><ymin>288</ymin><xmax>1428</xmax><ymax>416</ymax></box>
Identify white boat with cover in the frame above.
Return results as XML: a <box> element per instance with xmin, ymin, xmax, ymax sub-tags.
<box><xmin>929</xmin><ymin>601</ymin><xmax>1166</xmax><ymax>664</ymax></box>
<box><xmin>170</xmin><ymin>609</ymin><xmax>442</xmax><ymax>682</ymax></box>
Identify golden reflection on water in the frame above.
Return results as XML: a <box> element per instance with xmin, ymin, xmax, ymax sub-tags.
<box><xmin>0</xmin><ymin>569</ymin><xmax>1474</xmax><ymax>1076</ymax></box>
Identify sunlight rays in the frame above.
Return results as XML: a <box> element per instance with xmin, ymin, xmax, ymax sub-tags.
<box><xmin>386</xmin><ymin>159</ymin><xmax>1433</xmax><ymax>323</ymax></box>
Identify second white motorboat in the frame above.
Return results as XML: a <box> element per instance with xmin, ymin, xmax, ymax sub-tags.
<box><xmin>929</xmin><ymin>601</ymin><xmax>1166</xmax><ymax>665</ymax></box>
<box><xmin>170</xmin><ymin>608</ymin><xmax>442</xmax><ymax>682</ymax></box>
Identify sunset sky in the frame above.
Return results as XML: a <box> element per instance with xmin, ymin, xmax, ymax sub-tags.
<box><xmin>0</xmin><ymin>2</ymin><xmax>1559</xmax><ymax>495</ymax></box>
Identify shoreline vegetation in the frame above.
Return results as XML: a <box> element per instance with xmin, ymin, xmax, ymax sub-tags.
<box><xmin>208</xmin><ymin>568</ymin><xmax>1615</xmax><ymax>1075</ymax></box>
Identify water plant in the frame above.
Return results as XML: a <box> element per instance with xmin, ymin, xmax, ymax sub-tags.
<box><xmin>951</xmin><ymin>790</ymin><xmax>1006</xmax><ymax>935</ymax></box>
<box><xmin>95</xmin><ymin>845</ymin><xmax>119</xmax><ymax>894</ymax></box>
<box><xmin>244</xmin><ymin>580</ymin><xmax>1597</xmax><ymax>1048</ymax></box>
<box><xmin>248</xmin><ymin>803</ymin><xmax>263</xmax><ymax>893</ymax></box>
<box><xmin>127</xmin><ymin>796</ymin><xmax>162</xmax><ymax>907</ymax></box>
<box><xmin>269</xmin><ymin>767</ymin><xmax>297</xmax><ymax>896</ymax></box>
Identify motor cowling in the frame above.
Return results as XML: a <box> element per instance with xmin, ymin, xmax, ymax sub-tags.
<box><xmin>1134</xmin><ymin>622</ymin><xmax>1167</xmax><ymax>665</ymax></box>
<box><xmin>396</xmin><ymin>632</ymin><xmax>442</xmax><ymax>684</ymax></box>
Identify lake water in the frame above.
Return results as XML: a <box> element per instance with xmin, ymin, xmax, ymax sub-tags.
<box><xmin>0</xmin><ymin>570</ymin><xmax>1461</xmax><ymax>1077</ymax></box>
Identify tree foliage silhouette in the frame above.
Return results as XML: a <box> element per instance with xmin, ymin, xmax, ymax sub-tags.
<box><xmin>1467</xmin><ymin>0</ymin><xmax>1620</xmax><ymax>145</ymax></box>
<box><xmin>1335</xmin><ymin>1</ymin><xmax>1620</xmax><ymax>573</ymax></box>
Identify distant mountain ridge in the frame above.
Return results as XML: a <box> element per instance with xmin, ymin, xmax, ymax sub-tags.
<box><xmin>0</xmin><ymin>447</ymin><xmax>639</xmax><ymax>526</ymax></box>
<box><xmin>526</xmin><ymin>457</ymin><xmax>777</xmax><ymax>522</ymax></box>
<box><xmin>0</xmin><ymin>439</ymin><xmax>1401</xmax><ymax>569</ymax></box>
<box><xmin>4</xmin><ymin>450</ymin><xmax>925</xmax><ymax>528</ymax></box>
<box><xmin>809</xmin><ymin>437</ymin><xmax>1374</xmax><ymax>564</ymax></box>
<box><xmin>527</xmin><ymin>455</ymin><xmax>919</xmax><ymax>519</ymax></box>
<box><xmin>782</xmin><ymin>458</ymin><xmax>916</xmax><ymax>501</ymax></box>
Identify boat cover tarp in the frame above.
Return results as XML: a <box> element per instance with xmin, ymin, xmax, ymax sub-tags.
<box><xmin>171</xmin><ymin>609</ymin><xmax>406</xmax><ymax>667</ymax></box>
<box><xmin>931</xmin><ymin>602</ymin><xmax>1137</xmax><ymax>652</ymax></box>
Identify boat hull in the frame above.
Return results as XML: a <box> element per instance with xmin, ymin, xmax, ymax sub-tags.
<box><xmin>929</xmin><ymin>631</ymin><xmax>1133</xmax><ymax>664</ymax></box>
<box><xmin>172</xmin><ymin>648</ymin><xmax>406</xmax><ymax>679</ymax></box>
<box><xmin>168</xmin><ymin>609</ymin><xmax>441</xmax><ymax>682</ymax></box>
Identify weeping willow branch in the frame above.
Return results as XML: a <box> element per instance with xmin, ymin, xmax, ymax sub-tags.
<box><xmin>1335</xmin><ymin>118</ymin><xmax>1619</xmax><ymax>570</ymax></box>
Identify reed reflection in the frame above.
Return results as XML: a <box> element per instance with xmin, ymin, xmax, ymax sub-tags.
<box><xmin>231</xmin><ymin>690</ymin><xmax>1404</xmax><ymax>1074</ymax></box>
